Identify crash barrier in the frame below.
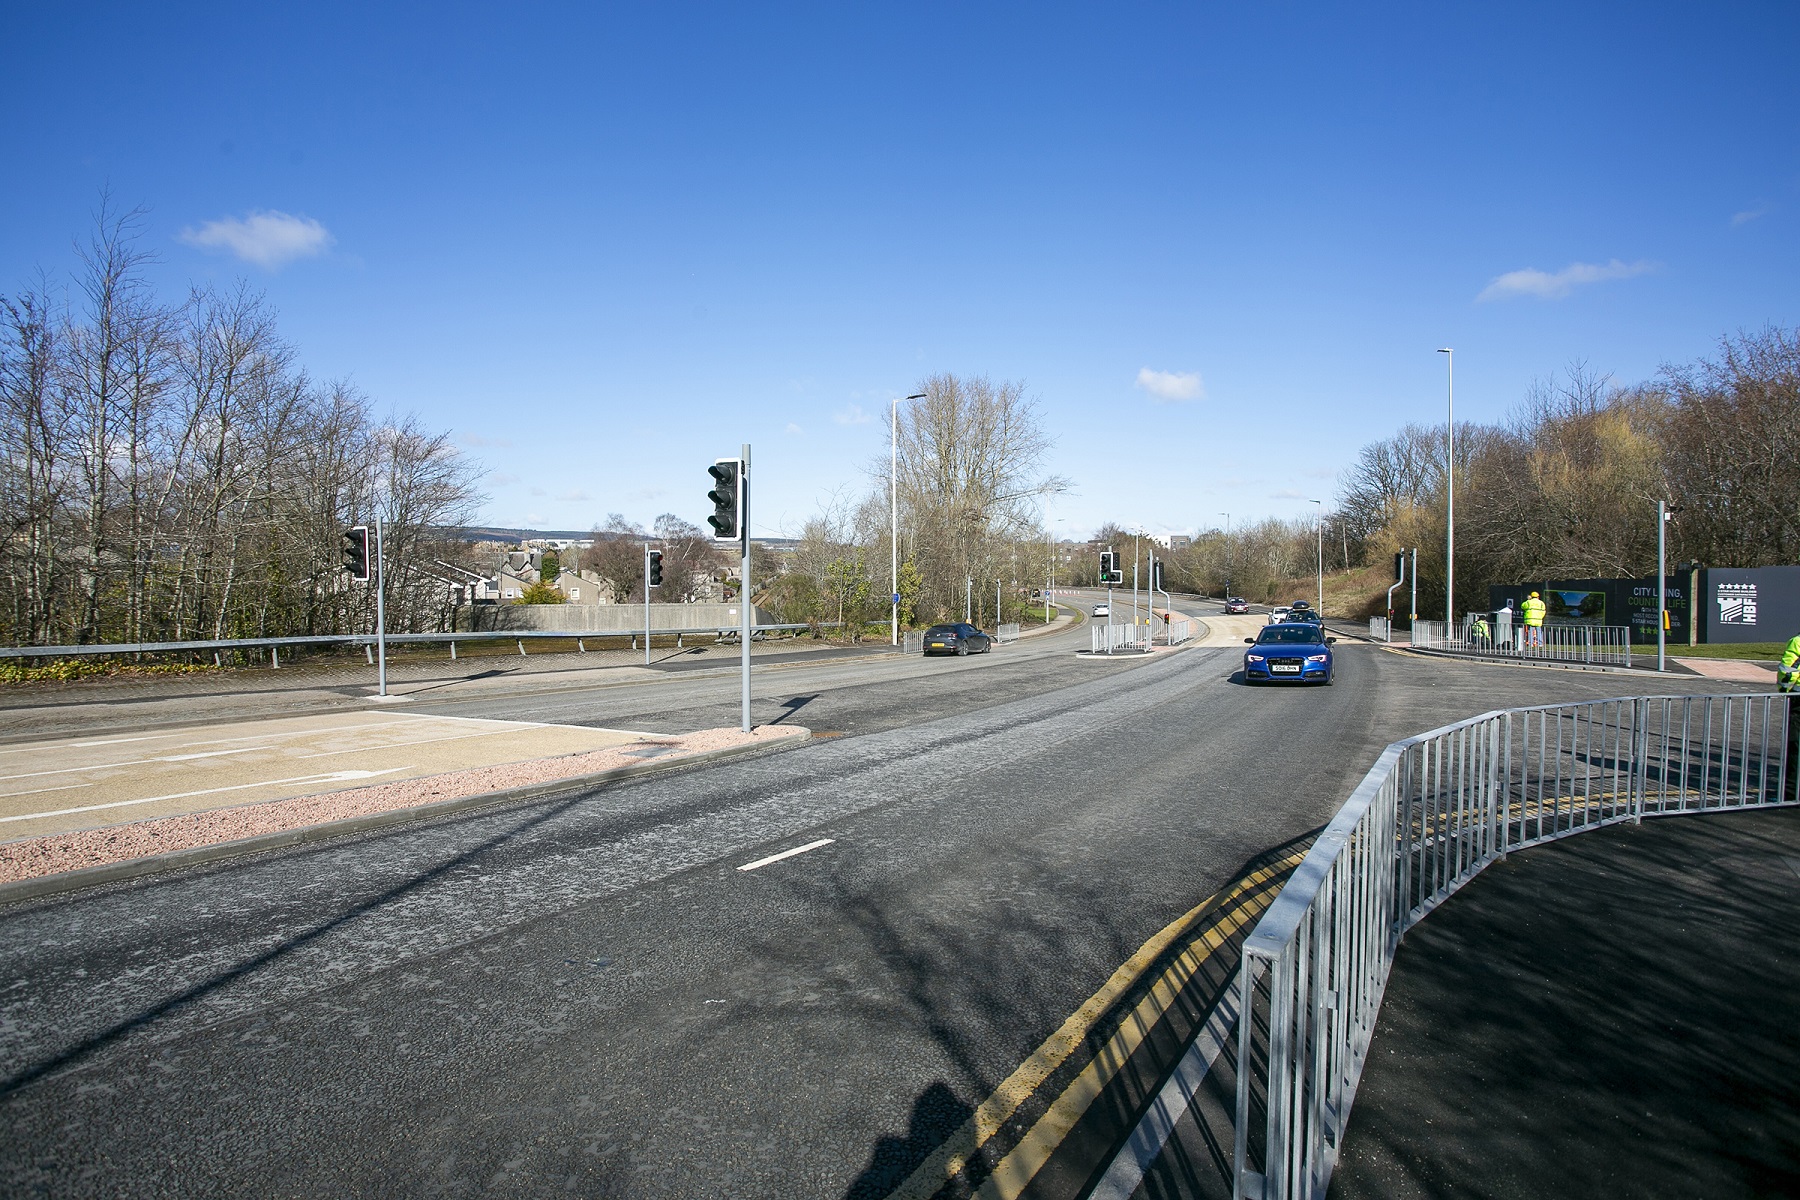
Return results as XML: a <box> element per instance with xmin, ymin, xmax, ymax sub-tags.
<box><xmin>1367</xmin><ymin>617</ymin><xmax>1390</xmax><ymax>643</ymax></box>
<box><xmin>1411</xmin><ymin>618</ymin><xmax>1633</xmax><ymax>667</ymax></box>
<box><xmin>1231</xmin><ymin>692</ymin><xmax>1793</xmax><ymax>1199</ymax></box>
<box><xmin>903</xmin><ymin>631</ymin><xmax>925</xmax><ymax>655</ymax></box>
<box><xmin>1091</xmin><ymin>622</ymin><xmax>1149</xmax><ymax>653</ymax></box>
<box><xmin>0</xmin><ymin>625</ymin><xmax>825</xmax><ymax>669</ymax></box>
<box><xmin>997</xmin><ymin>623</ymin><xmax>1022</xmax><ymax>644</ymax></box>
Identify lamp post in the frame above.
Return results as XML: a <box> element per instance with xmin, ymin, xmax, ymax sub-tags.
<box><xmin>891</xmin><ymin>391</ymin><xmax>926</xmax><ymax>645</ymax></box>
<box><xmin>1310</xmin><ymin>499</ymin><xmax>1323</xmax><ymax>614</ymax></box>
<box><xmin>1438</xmin><ymin>348</ymin><xmax>1454</xmax><ymax>622</ymax></box>
<box><xmin>1220</xmin><ymin>513</ymin><xmax>1230</xmax><ymax>602</ymax></box>
<box><xmin>1658</xmin><ymin>500</ymin><xmax>1670</xmax><ymax>673</ymax></box>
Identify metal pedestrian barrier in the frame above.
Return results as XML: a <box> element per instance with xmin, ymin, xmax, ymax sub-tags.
<box><xmin>1162</xmin><ymin>617</ymin><xmax>1194</xmax><ymax>646</ymax></box>
<box><xmin>1411</xmin><ymin>618</ymin><xmax>1633</xmax><ymax>667</ymax></box>
<box><xmin>1367</xmin><ymin>616</ymin><xmax>1391</xmax><ymax>643</ymax></box>
<box><xmin>1091</xmin><ymin>623</ymin><xmax>1149</xmax><ymax>653</ymax></box>
<box><xmin>996</xmin><ymin>622</ymin><xmax>1022</xmax><ymax>644</ymax></box>
<box><xmin>1232</xmin><ymin>693</ymin><xmax>1794</xmax><ymax>1199</ymax></box>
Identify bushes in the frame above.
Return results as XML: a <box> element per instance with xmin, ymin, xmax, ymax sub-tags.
<box><xmin>0</xmin><ymin>659</ymin><xmax>220</xmax><ymax>686</ymax></box>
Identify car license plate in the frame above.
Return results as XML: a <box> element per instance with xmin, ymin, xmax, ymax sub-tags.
<box><xmin>930</xmin><ymin>642</ymin><xmax>946</xmax><ymax>648</ymax></box>
<box><xmin>1271</xmin><ymin>663</ymin><xmax>1300</xmax><ymax>674</ymax></box>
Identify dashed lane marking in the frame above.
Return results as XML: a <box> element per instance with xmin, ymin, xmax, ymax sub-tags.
<box><xmin>736</xmin><ymin>838</ymin><xmax>835</xmax><ymax>872</ymax></box>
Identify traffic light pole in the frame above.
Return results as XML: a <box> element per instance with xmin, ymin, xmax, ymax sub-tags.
<box><xmin>644</xmin><ymin>540</ymin><xmax>652</xmax><ymax>667</ymax></box>
<box><xmin>374</xmin><ymin>517</ymin><xmax>388</xmax><ymax>698</ymax></box>
<box><xmin>740</xmin><ymin>443</ymin><xmax>752</xmax><ymax>733</ymax></box>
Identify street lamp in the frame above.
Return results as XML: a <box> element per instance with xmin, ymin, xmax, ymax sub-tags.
<box><xmin>1220</xmin><ymin>513</ymin><xmax>1230</xmax><ymax>601</ymax></box>
<box><xmin>891</xmin><ymin>391</ymin><xmax>926</xmax><ymax>645</ymax></box>
<box><xmin>1438</xmin><ymin>348</ymin><xmax>1454</xmax><ymax>623</ymax></box>
<box><xmin>1309</xmin><ymin>499</ymin><xmax>1323</xmax><ymax>614</ymax></box>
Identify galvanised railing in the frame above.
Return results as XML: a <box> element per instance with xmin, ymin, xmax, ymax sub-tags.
<box><xmin>0</xmin><ymin>624</ymin><xmax>823</xmax><ymax>668</ymax></box>
<box><xmin>1412</xmin><ymin>618</ymin><xmax>1633</xmax><ymax>667</ymax></box>
<box><xmin>1367</xmin><ymin>616</ymin><xmax>1391</xmax><ymax>643</ymax></box>
<box><xmin>1232</xmin><ymin>693</ymin><xmax>1793</xmax><ymax>1200</ymax></box>
<box><xmin>1091</xmin><ymin>622</ymin><xmax>1149</xmax><ymax>653</ymax></box>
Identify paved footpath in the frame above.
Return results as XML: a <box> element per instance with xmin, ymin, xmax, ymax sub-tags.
<box><xmin>1331</xmin><ymin>805</ymin><xmax>1800</xmax><ymax>1199</ymax></box>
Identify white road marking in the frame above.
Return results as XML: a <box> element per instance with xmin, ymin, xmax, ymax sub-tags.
<box><xmin>0</xmin><ymin>746</ymin><xmax>266</xmax><ymax>783</ymax></box>
<box><xmin>0</xmin><ymin>782</ymin><xmax>91</xmax><ymax>800</ymax></box>
<box><xmin>736</xmin><ymin>838</ymin><xmax>835</xmax><ymax>872</ymax></box>
<box><xmin>1086</xmin><ymin>992</ymin><xmax>1239</xmax><ymax>1200</ymax></box>
<box><xmin>292</xmin><ymin>727</ymin><xmax>546</xmax><ymax>758</ymax></box>
<box><xmin>158</xmin><ymin>748</ymin><xmax>273</xmax><ymax>762</ymax></box>
<box><xmin>0</xmin><ymin>767</ymin><xmax>417</xmax><ymax>825</ymax></box>
<box><xmin>0</xmin><ymin>734</ymin><xmax>174</xmax><ymax>756</ymax></box>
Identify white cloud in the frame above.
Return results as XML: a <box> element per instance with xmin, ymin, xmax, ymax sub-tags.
<box><xmin>460</xmin><ymin>432</ymin><xmax>513</xmax><ymax>449</ymax></box>
<box><xmin>1135</xmin><ymin>367</ymin><xmax>1204</xmax><ymax>403</ymax></box>
<box><xmin>525</xmin><ymin>513</ymin><xmax>546</xmax><ymax>525</ymax></box>
<box><xmin>1732</xmin><ymin>203</ymin><xmax>1772</xmax><ymax>227</ymax></box>
<box><xmin>1268</xmin><ymin>488</ymin><xmax>1305</xmax><ymax>500</ymax></box>
<box><xmin>488</xmin><ymin>472</ymin><xmax>521</xmax><ymax>486</ymax></box>
<box><xmin>786</xmin><ymin>422</ymin><xmax>803</xmax><ymax>435</ymax></box>
<box><xmin>179</xmin><ymin>209</ymin><xmax>334</xmax><ymax>269</ymax></box>
<box><xmin>1476</xmin><ymin>259</ymin><xmax>1656</xmax><ymax>302</ymax></box>
<box><xmin>833</xmin><ymin>403</ymin><xmax>874</xmax><ymax>425</ymax></box>
<box><xmin>555</xmin><ymin>489</ymin><xmax>591</xmax><ymax>502</ymax></box>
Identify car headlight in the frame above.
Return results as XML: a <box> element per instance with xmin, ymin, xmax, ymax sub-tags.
<box><xmin>1246</xmin><ymin>653</ymin><xmax>1264</xmax><ymax>662</ymax></box>
<box><xmin>1306</xmin><ymin>653</ymin><xmax>1329</xmax><ymax>663</ymax></box>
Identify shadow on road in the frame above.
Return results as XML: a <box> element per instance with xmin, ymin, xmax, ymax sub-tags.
<box><xmin>1331</xmin><ymin>807</ymin><xmax>1800</xmax><ymax>1199</ymax></box>
<box><xmin>0</xmin><ymin>792</ymin><xmax>592</xmax><ymax>1104</ymax></box>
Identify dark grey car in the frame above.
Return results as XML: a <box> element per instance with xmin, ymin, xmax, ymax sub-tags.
<box><xmin>921</xmin><ymin>623</ymin><xmax>993</xmax><ymax>656</ymax></box>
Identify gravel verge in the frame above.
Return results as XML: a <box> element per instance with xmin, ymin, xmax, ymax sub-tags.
<box><xmin>0</xmin><ymin>724</ymin><xmax>806</xmax><ymax>891</ymax></box>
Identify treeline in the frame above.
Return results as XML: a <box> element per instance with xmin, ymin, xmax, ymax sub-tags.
<box><xmin>761</xmin><ymin>373</ymin><xmax>1068</xmax><ymax>634</ymax></box>
<box><xmin>1</xmin><ymin>208</ymin><xmax>484</xmax><ymax>647</ymax></box>
<box><xmin>1331</xmin><ymin>327</ymin><xmax>1800</xmax><ymax>620</ymax></box>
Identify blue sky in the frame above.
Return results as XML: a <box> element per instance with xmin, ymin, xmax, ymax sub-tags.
<box><xmin>5</xmin><ymin>2</ymin><xmax>1796</xmax><ymax>541</ymax></box>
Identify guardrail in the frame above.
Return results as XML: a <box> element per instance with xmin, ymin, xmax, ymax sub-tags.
<box><xmin>1091</xmin><ymin>623</ymin><xmax>1148</xmax><ymax>653</ymax></box>
<box><xmin>1411</xmin><ymin>618</ymin><xmax>1633</xmax><ymax>667</ymax></box>
<box><xmin>996</xmin><ymin>622</ymin><xmax>1022</xmax><ymax>644</ymax></box>
<box><xmin>1231</xmin><ymin>692</ymin><xmax>1793</xmax><ymax>1199</ymax></box>
<box><xmin>1367</xmin><ymin>616</ymin><xmax>1391</xmax><ymax>643</ymax></box>
<box><xmin>0</xmin><ymin>625</ymin><xmax>823</xmax><ymax>669</ymax></box>
<box><xmin>1162</xmin><ymin>617</ymin><xmax>1194</xmax><ymax>645</ymax></box>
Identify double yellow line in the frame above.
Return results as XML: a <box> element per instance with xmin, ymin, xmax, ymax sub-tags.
<box><xmin>887</xmin><ymin>848</ymin><xmax>1307</xmax><ymax>1200</ymax></box>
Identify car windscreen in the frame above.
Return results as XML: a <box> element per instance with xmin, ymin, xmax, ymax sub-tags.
<box><xmin>1256</xmin><ymin>626</ymin><xmax>1325</xmax><ymax>644</ymax></box>
<box><xmin>924</xmin><ymin>626</ymin><xmax>960</xmax><ymax>637</ymax></box>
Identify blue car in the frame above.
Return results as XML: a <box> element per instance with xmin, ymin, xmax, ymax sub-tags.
<box><xmin>1243</xmin><ymin>623</ymin><xmax>1336</xmax><ymax>685</ymax></box>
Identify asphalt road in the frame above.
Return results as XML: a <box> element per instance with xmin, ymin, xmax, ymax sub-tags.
<box><xmin>0</xmin><ymin>628</ymin><xmax>1761</xmax><ymax>1198</ymax></box>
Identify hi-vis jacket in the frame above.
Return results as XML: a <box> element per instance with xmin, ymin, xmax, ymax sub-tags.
<box><xmin>1521</xmin><ymin>596</ymin><xmax>1547</xmax><ymax>628</ymax></box>
<box><xmin>1779</xmin><ymin>635</ymin><xmax>1800</xmax><ymax>694</ymax></box>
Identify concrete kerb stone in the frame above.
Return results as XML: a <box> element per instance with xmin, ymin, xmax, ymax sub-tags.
<box><xmin>0</xmin><ymin>726</ymin><xmax>812</xmax><ymax>908</ymax></box>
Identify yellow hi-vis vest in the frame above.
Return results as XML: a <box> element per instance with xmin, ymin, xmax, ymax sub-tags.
<box><xmin>1779</xmin><ymin>635</ymin><xmax>1800</xmax><ymax>694</ymax></box>
<box><xmin>1522</xmin><ymin>596</ymin><xmax>1547</xmax><ymax>627</ymax></box>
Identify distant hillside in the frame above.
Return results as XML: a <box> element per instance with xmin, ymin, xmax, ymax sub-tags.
<box><xmin>445</xmin><ymin>525</ymin><xmax>801</xmax><ymax>549</ymax></box>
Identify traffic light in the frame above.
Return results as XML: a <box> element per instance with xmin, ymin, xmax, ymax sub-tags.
<box><xmin>647</xmin><ymin>550</ymin><xmax>664</xmax><ymax>587</ymax></box>
<box><xmin>1152</xmin><ymin>561</ymin><xmax>1164</xmax><ymax>590</ymax></box>
<box><xmin>1098</xmin><ymin>550</ymin><xmax>1122</xmax><ymax>585</ymax></box>
<box><xmin>708</xmin><ymin>459</ymin><xmax>743</xmax><ymax>542</ymax></box>
<box><xmin>341</xmin><ymin>526</ymin><xmax>370</xmax><ymax>581</ymax></box>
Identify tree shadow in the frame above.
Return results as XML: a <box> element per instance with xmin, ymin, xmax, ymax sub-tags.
<box><xmin>0</xmin><ymin>791</ymin><xmax>591</xmax><ymax>1102</ymax></box>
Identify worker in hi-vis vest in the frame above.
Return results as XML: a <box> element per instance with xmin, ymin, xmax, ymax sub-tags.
<box><xmin>1781</xmin><ymin>633</ymin><xmax>1800</xmax><ymax>695</ymax></box>
<box><xmin>1782</xmin><ymin>632</ymin><xmax>1800</xmax><ymax>800</ymax></box>
<box><xmin>1521</xmin><ymin>591</ymin><xmax>1547</xmax><ymax>648</ymax></box>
